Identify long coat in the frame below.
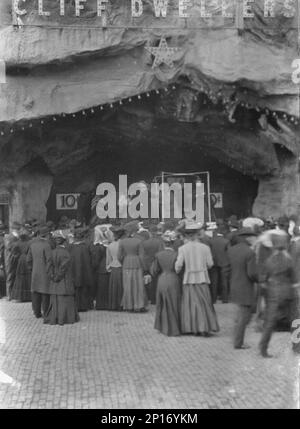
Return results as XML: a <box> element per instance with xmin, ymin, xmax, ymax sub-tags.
<box><xmin>27</xmin><ymin>237</ymin><xmax>52</xmax><ymax>294</ymax></box>
<box><xmin>49</xmin><ymin>246</ymin><xmax>75</xmax><ymax>296</ymax></box>
<box><xmin>228</xmin><ymin>242</ymin><xmax>258</xmax><ymax>306</ymax></box>
<box><xmin>69</xmin><ymin>242</ymin><xmax>94</xmax><ymax>290</ymax></box>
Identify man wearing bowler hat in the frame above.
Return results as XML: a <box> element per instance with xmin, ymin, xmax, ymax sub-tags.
<box><xmin>228</xmin><ymin>227</ymin><xmax>258</xmax><ymax>349</ymax></box>
<box><xmin>27</xmin><ymin>225</ymin><xmax>52</xmax><ymax>318</ymax></box>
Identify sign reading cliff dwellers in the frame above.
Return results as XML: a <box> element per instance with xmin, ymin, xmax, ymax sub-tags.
<box><xmin>12</xmin><ymin>0</ymin><xmax>299</xmax><ymax>28</ymax></box>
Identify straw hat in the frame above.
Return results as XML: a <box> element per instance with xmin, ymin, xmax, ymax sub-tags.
<box><xmin>52</xmin><ymin>230</ymin><xmax>67</xmax><ymax>240</ymax></box>
<box><xmin>237</xmin><ymin>227</ymin><xmax>258</xmax><ymax>237</ymax></box>
<box><xmin>38</xmin><ymin>225</ymin><xmax>50</xmax><ymax>237</ymax></box>
<box><xmin>184</xmin><ymin>220</ymin><xmax>203</xmax><ymax>232</ymax></box>
<box><xmin>162</xmin><ymin>230</ymin><xmax>177</xmax><ymax>243</ymax></box>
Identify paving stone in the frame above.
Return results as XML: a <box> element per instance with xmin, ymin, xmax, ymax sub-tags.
<box><xmin>0</xmin><ymin>299</ymin><xmax>298</xmax><ymax>408</ymax></box>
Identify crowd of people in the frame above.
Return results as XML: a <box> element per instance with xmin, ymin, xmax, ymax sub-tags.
<box><xmin>0</xmin><ymin>214</ymin><xmax>299</xmax><ymax>358</ymax></box>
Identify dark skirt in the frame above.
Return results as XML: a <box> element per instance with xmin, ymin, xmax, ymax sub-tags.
<box><xmin>44</xmin><ymin>294</ymin><xmax>79</xmax><ymax>325</ymax></box>
<box><xmin>95</xmin><ymin>273</ymin><xmax>110</xmax><ymax>310</ymax></box>
<box><xmin>11</xmin><ymin>255</ymin><xmax>31</xmax><ymax>302</ymax></box>
<box><xmin>154</xmin><ymin>272</ymin><xmax>181</xmax><ymax>336</ymax></box>
<box><xmin>108</xmin><ymin>267</ymin><xmax>123</xmax><ymax>310</ymax></box>
<box><xmin>122</xmin><ymin>268</ymin><xmax>148</xmax><ymax>311</ymax></box>
<box><xmin>181</xmin><ymin>283</ymin><xmax>220</xmax><ymax>334</ymax></box>
<box><xmin>75</xmin><ymin>287</ymin><xmax>91</xmax><ymax>312</ymax></box>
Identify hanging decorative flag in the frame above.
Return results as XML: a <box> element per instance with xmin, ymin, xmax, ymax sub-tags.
<box><xmin>145</xmin><ymin>37</ymin><xmax>179</xmax><ymax>69</ymax></box>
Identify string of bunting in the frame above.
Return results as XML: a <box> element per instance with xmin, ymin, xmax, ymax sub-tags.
<box><xmin>0</xmin><ymin>80</ymin><xmax>298</xmax><ymax>136</ymax></box>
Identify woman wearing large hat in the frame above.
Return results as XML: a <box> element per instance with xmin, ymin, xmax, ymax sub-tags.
<box><xmin>118</xmin><ymin>221</ymin><xmax>148</xmax><ymax>312</ymax></box>
<box><xmin>175</xmin><ymin>222</ymin><xmax>219</xmax><ymax>335</ymax></box>
<box><xmin>151</xmin><ymin>230</ymin><xmax>181</xmax><ymax>336</ymax></box>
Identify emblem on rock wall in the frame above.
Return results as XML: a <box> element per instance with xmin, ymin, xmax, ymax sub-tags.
<box><xmin>145</xmin><ymin>37</ymin><xmax>179</xmax><ymax>69</ymax></box>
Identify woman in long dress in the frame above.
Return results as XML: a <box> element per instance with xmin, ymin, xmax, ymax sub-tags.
<box><xmin>10</xmin><ymin>228</ymin><xmax>31</xmax><ymax>302</ymax></box>
<box><xmin>175</xmin><ymin>223</ymin><xmax>219</xmax><ymax>336</ymax></box>
<box><xmin>151</xmin><ymin>230</ymin><xmax>181</xmax><ymax>336</ymax></box>
<box><xmin>118</xmin><ymin>221</ymin><xmax>148</xmax><ymax>312</ymax></box>
<box><xmin>69</xmin><ymin>227</ymin><xmax>94</xmax><ymax>312</ymax></box>
<box><xmin>106</xmin><ymin>226</ymin><xmax>125</xmax><ymax>311</ymax></box>
<box><xmin>44</xmin><ymin>230</ymin><xmax>79</xmax><ymax>325</ymax></box>
<box><xmin>92</xmin><ymin>224</ymin><xmax>113</xmax><ymax>310</ymax></box>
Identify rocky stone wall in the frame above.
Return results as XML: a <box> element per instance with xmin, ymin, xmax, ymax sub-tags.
<box><xmin>0</xmin><ymin>0</ymin><xmax>299</xmax><ymax>223</ymax></box>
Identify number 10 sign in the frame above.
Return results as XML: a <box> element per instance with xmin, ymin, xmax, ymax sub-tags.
<box><xmin>56</xmin><ymin>194</ymin><xmax>80</xmax><ymax>210</ymax></box>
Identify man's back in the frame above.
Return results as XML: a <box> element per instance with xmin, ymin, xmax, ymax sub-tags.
<box><xmin>210</xmin><ymin>235</ymin><xmax>230</xmax><ymax>267</ymax></box>
<box><xmin>228</xmin><ymin>242</ymin><xmax>257</xmax><ymax>305</ymax></box>
<box><xmin>27</xmin><ymin>238</ymin><xmax>52</xmax><ymax>294</ymax></box>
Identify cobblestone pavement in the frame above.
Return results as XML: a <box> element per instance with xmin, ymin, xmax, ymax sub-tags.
<box><xmin>0</xmin><ymin>298</ymin><xmax>299</xmax><ymax>409</ymax></box>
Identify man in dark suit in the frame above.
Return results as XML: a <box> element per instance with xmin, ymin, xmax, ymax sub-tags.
<box><xmin>228</xmin><ymin>228</ymin><xmax>258</xmax><ymax>349</ymax></box>
<box><xmin>210</xmin><ymin>226</ymin><xmax>230</xmax><ymax>303</ymax></box>
<box><xmin>27</xmin><ymin>225</ymin><xmax>52</xmax><ymax>319</ymax></box>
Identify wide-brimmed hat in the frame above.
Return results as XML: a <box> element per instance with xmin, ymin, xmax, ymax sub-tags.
<box><xmin>184</xmin><ymin>221</ymin><xmax>203</xmax><ymax>232</ymax></box>
<box><xmin>242</xmin><ymin>217</ymin><xmax>264</xmax><ymax>229</ymax></box>
<box><xmin>237</xmin><ymin>227</ymin><xmax>258</xmax><ymax>237</ymax></box>
<box><xmin>124</xmin><ymin>220</ymin><xmax>139</xmax><ymax>234</ymax></box>
<box><xmin>162</xmin><ymin>230</ymin><xmax>177</xmax><ymax>243</ymax></box>
<box><xmin>38</xmin><ymin>225</ymin><xmax>50</xmax><ymax>237</ymax></box>
<box><xmin>52</xmin><ymin>230</ymin><xmax>67</xmax><ymax>240</ymax></box>
<box><xmin>19</xmin><ymin>227</ymin><xmax>30</xmax><ymax>237</ymax></box>
<box><xmin>74</xmin><ymin>227</ymin><xmax>87</xmax><ymax>239</ymax></box>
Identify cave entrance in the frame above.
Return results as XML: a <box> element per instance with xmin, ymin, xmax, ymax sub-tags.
<box><xmin>46</xmin><ymin>138</ymin><xmax>258</xmax><ymax>224</ymax></box>
<box><xmin>45</xmin><ymin>86</ymin><xmax>259</xmax><ymax>224</ymax></box>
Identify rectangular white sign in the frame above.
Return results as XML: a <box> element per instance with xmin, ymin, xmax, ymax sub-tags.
<box><xmin>56</xmin><ymin>194</ymin><xmax>80</xmax><ymax>210</ymax></box>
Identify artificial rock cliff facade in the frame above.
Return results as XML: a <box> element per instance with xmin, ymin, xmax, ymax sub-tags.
<box><xmin>0</xmin><ymin>0</ymin><xmax>299</xmax><ymax>224</ymax></box>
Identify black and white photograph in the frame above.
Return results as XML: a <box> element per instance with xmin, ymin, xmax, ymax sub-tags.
<box><xmin>0</xmin><ymin>0</ymin><xmax>300</xmax><ymax>411</ymax></box>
